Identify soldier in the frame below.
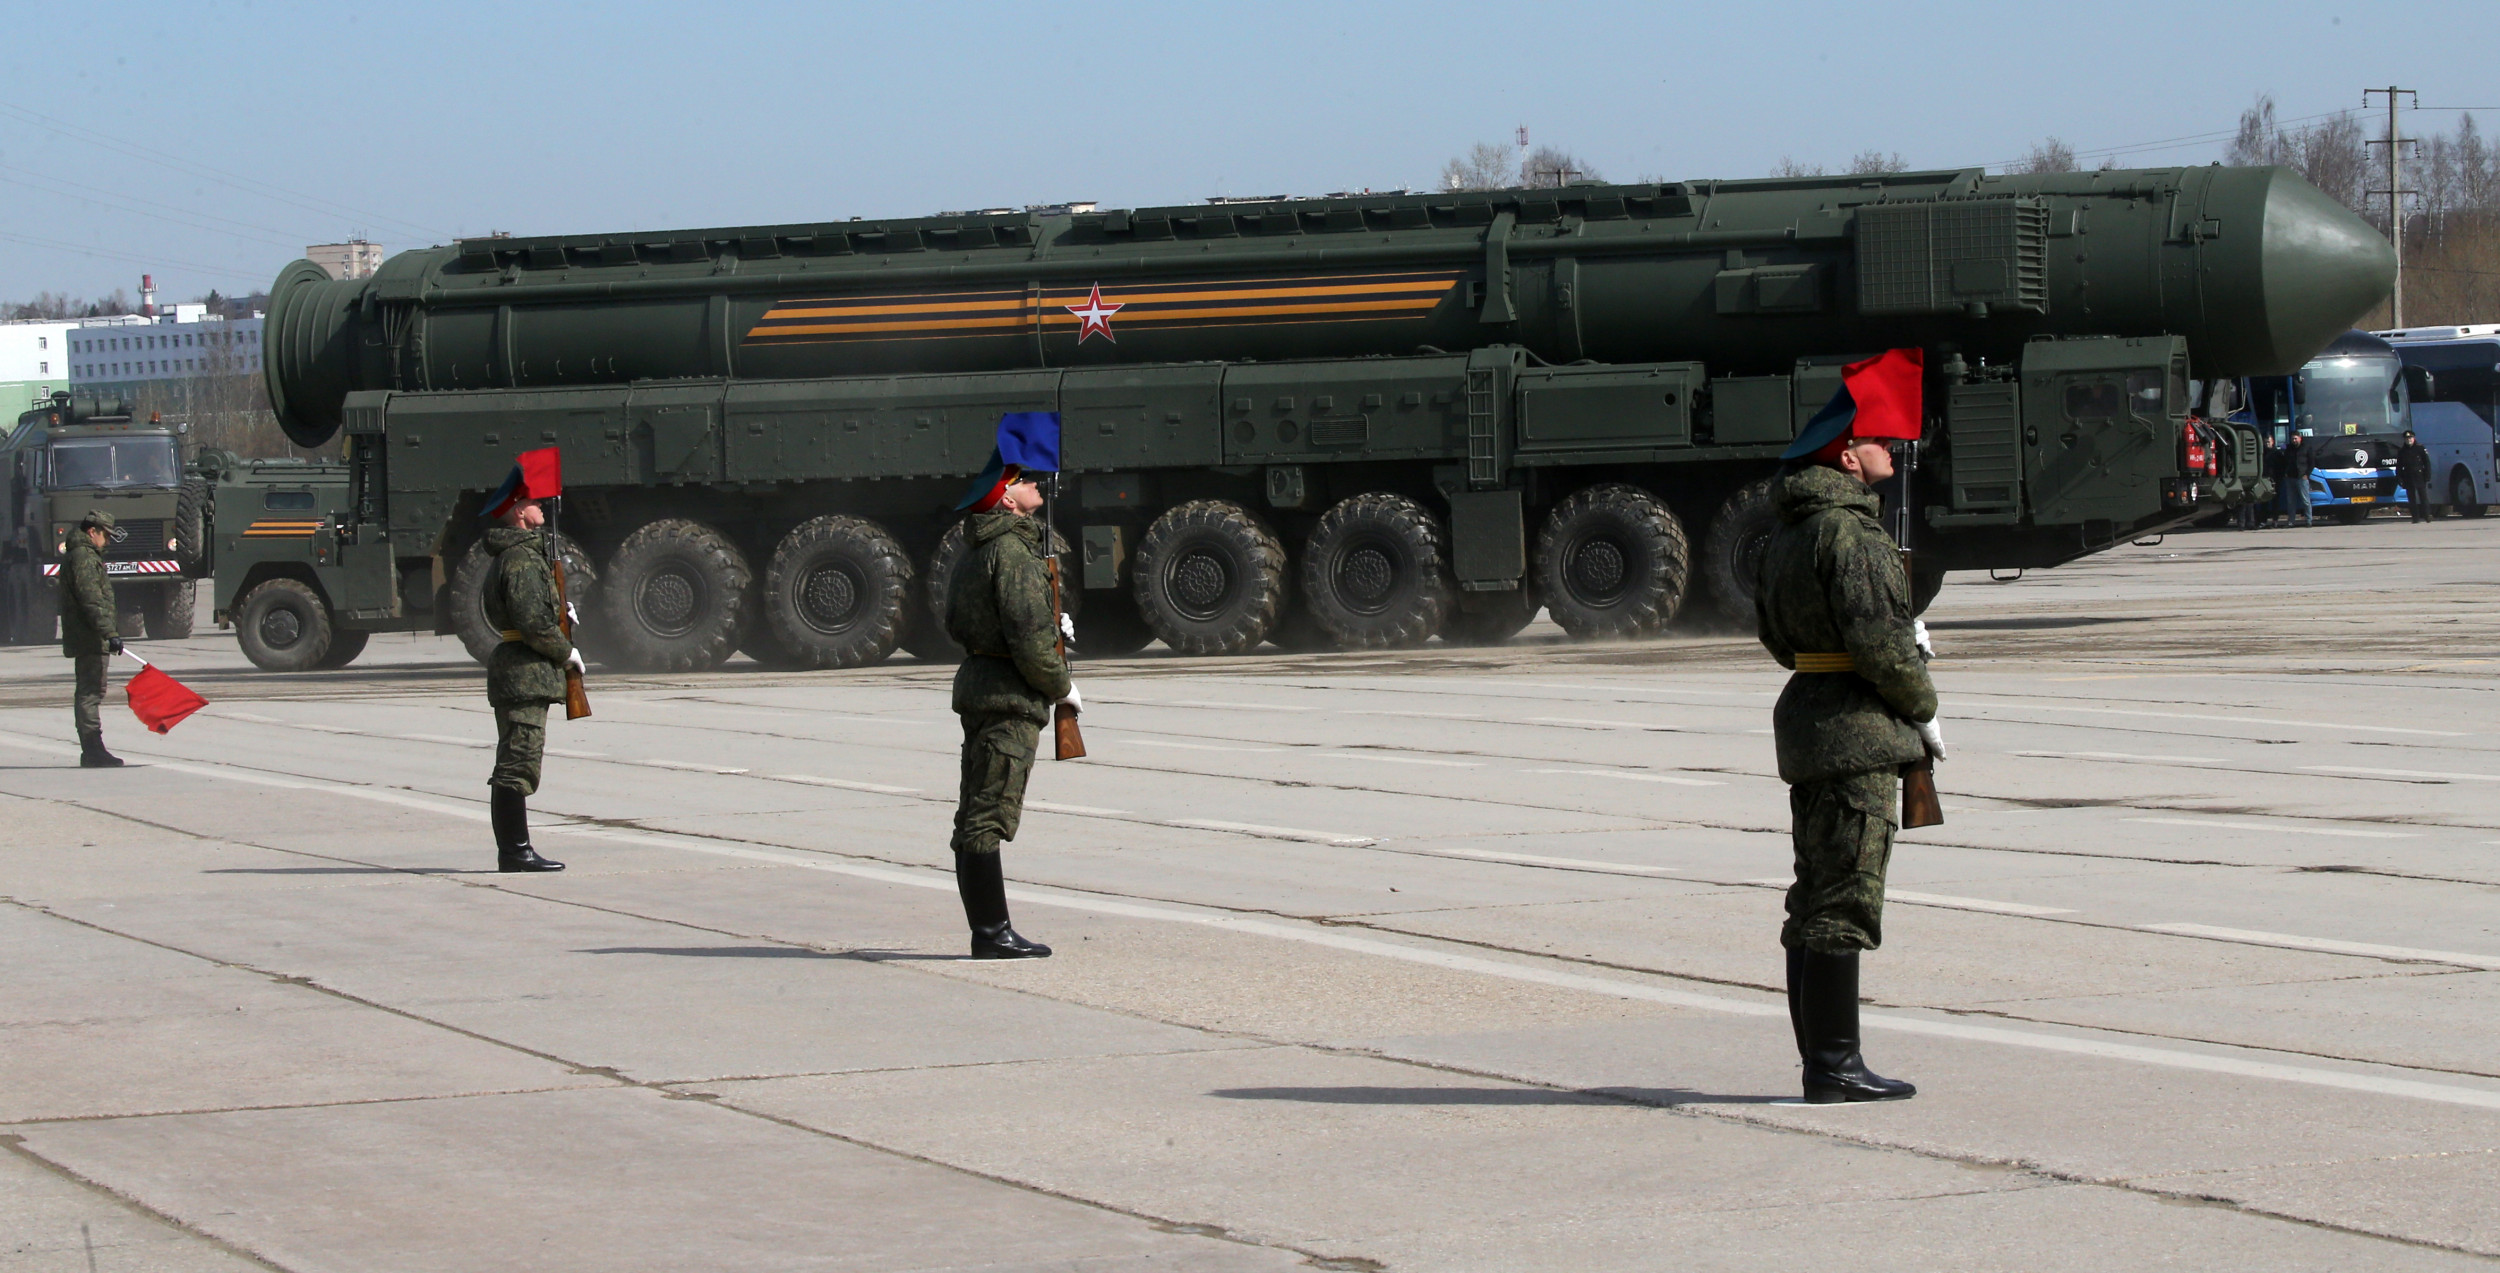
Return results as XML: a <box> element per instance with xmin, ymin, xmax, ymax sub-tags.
<box><xmin>478</xmin><ymin>467</ymin><xmax>582</xmax><ymax>873</ymax></box>
<box><xmin>2397</xmin><ymin>430</ymin><xmax>2432</xmax><ymax>522</ymax></box>
<box><xmin>60</xmin><ymin>509</ymin><xmax>124</xmax><ymax>768</ymax></box>
<box><xmin>1756</xmin><ymin>351</ymin><xmax>1943</xmax><ymax>1104</ymax></box>
<box><xmin>943</xmin><ymin>459</ymin><xmax>1078</xmax><ymax>959</ymax></box>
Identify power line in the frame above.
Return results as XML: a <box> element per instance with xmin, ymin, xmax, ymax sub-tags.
<box><xmin>0</xmin><ymin>228</ymin><xmax>273</xmax><ymax>286</ymax></box>
<box><xmin>0</xmin><ymin>168</ymin><xmax>311</xmax><ymax>251</ymax></box>
<box><xmin>0</xmin><ymin>100</ymin><xmax>449</xmax><ymax>243</ymax></box>
<box><xmin>1970</xmin><ymin>106</ymin><xmax>2362</xmax><ymax>172</ymax></box>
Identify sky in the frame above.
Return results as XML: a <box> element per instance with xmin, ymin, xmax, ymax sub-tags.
<box><xmin>0</xmin><ymin>0</ymin><xmax>2490</xmax><ymax>305</ymax></box>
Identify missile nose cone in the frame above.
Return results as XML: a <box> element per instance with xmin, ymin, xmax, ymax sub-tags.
<box><xmin>2254</xmin><ymin>171</ymin><xmax>2395</xmax><ymax>373</ymax></box>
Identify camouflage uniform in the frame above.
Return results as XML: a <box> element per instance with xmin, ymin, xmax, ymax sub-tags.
<box><xmin>1755</xmin><ymin>464</ymin><xmax>1937</xmax><ymax>953</ymax></box>
<box><xmin>944</xmin><ymin>512</ymin><xmax>1071</xmax><ymax>854</ymax></box>
<box><xmin>480</xmin><ymin>525</ymin><xmax>574</xmax><ymax>796</ymax></box>
<box><xmin>58</xmin><ymin>525</ymin><xmax>117</xmax><ymax>750</ymax></box>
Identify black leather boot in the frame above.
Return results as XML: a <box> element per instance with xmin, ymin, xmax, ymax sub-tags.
<box><xmin>1785</xmin><ymin>945</ymin><xmax>1808</xmax><ymax>1060</ymax></box>
<box><xmin>954</xmin><ymin>849</ymin><xmax>1049</xmax><ymax>959</ymax></box>
<box><xmin>492</xmin><ymin>787</ymin><xmax>564</xmax><ymax>873</ymax></box>
<box><xmin>79</xmin><ymin>733</ymin><xmax>123</xmax><ymax>768</ymax></box>
<box><xmin>1796</xmin><ymin>949</ymin><xmax>1914</xmax><ymax>1103</ymax></box>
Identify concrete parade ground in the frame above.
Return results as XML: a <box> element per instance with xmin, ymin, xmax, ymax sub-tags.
<box><xmin>4</xmin><ymin>513</ymin><xmax>2499</xmax><ymax>1271</ymax></box>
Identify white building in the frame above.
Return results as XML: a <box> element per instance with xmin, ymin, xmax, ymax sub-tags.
<box><xmin>69</xmin><ymin>308</ymin><xmax>265</xmax><ymax>392</ymax></box>
<box><xmin>0</xmin><ymin>318</ymin><xmax>81</xmax><ymax>418</ymax></box>
<box><xmin>306</xmin><ymin>239</ymin><xmax>383</xmax><ymax>280</ymax></box>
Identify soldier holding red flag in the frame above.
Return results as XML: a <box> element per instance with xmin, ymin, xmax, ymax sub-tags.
<box><xmin>479</xmin><ymin>450</ymin><xmax>582</xmax><ymax>873</ymax></box>
<box><xmin>1755</xmin><ymin>349</ymin><xmax>1944</xmax><ymax>1104</ymax></box>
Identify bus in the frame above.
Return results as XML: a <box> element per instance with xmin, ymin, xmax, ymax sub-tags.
<box><xmin>2231</xmin><ymin>330</ymin><xmax>2412</xmax><ymax>523</ymax></box>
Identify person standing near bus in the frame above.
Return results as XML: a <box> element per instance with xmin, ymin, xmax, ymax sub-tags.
<box><xmin>2398</xmin><ymin>430</ymin><xmax>2433</xmax><ymax>522</ymax></box>
<box><xmin>2283</xmin><ymin>434</ymin><xmax>2314</xmax><ymax>527</ymax></box>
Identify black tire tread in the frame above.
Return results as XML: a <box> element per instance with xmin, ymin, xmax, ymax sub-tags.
<box><xmin>1299</xmin><ymin>492</ymin><xmax>1454</xmax><ymax>649</ymax></box>
<box><xmin>599</xmin><ymin>519</ymin><xmax>752</xmax><ymax>673</ymax></box>
<box><xmin>1133</xmin><ymin>500</ymin><xmax>1286</xmax><ymax>656</ymax></box>
<box><xmin>1534</xmin><ymin>483</ymin><xmax>1691</xmax><ymax>639</ymax></box>
<box><xmin>234</xmin><ymin>578</ymin><xmax>333</xmax><ymax>672</ymax></box>
<box><xmin>762</xmin><ymin>515</ymin><xmax>911</xmax><ymax>669</ymax></box>
<box><xmin>1699</xmin><ymin>477</ymin><xmax>1778</xmax><ymax>627</ymax></box>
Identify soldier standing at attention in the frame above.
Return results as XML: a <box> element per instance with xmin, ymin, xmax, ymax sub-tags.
<box><xmin>944</xmin><ymin>460</ymin><xmax>1078</xmax><ymax>958</ymax></box>
<box><xmin>61</xmin><ymin>510</ymin><xmax>124</xmax><ymax>768</ymax></box>
<box><xmin>479</xmin><ymin>473</ymin><xmax>582</xmax><ymax>873</ymax></box>
<box><xmin>1756</xmin><ymin>350</ymin><xmax>1943</xmax><ymax>1103</ymax></box>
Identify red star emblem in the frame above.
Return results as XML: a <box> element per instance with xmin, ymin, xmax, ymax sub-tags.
<box><xmin>1065</xmin><ymin>283</ymin><xmax>1123</xmax><ymax>344</ymax></box>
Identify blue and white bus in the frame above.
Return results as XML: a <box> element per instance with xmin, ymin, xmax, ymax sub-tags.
<box><xmin>2377</xmin><ymin>325</ymin><xmax>2500</xmax><ymax>516</ymax></box>
<box><xmin>2233</xmin><ymin>330</ymin><xmax>2411</xmax><ymax>523</ymax></box>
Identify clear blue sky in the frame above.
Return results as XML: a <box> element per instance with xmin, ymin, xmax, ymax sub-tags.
<box><xmin>0</xmin><ymin>0</ymin><xmax>2489</xmax><ymax>304</ymax></box>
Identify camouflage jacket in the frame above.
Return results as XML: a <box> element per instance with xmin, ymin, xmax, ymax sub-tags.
<box><xmin>1755</xmin><ymin>464</ymin><xmax>1937</xmax><ymax>784</ymax></box>
<box><xmin>58</xmin><ymin>535</ymin><xmax>116</xmax><ymax>657</ymax></box>
<box><xmin>481</xmin><ymin>527</ymin><xmax>574</xmax><ymax>706</ymax></box>
<box><xmin>946</xmin><ymin>512</ymin><xmax>1071</xmax><ymax>722</ymax></box>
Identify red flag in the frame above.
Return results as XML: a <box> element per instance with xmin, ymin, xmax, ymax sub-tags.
<box><xmin>126</xmin><ymin>664</ymin><xmax>207</xmax><ymax>734</ymax></box>
<box><xmin>1841</xmin><ymin>347</ymin><xmax>1925</xmax><ymax>441</ymax></box>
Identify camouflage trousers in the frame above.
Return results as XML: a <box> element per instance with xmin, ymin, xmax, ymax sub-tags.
<box><xmin>951</xmin><ymin>712</ymin><xmax>1041</xmax><ymax>855</ymax></box>
<box><xmin>490</xmin><ymin>702</ymin><xmax>549</xmax><ymax>796</ymax></box>
<box><xmin>1781</xmin><ymin>768</ymin><xmax>1899</xmax><ymax>953</ymax></box>
<box><xmin>70</xmin><ymin>652</ymin><xmax>106</xmax><ymax>744</ymax></box>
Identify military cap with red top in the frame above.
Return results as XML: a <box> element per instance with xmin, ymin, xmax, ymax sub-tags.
<box><xmin>1781</xmin><ymin>348</ymin><xmax>1927</xmax><ymax>463</ymax></box>
<box><xmin>480</xmin><ymin>447</ymin><xmax>563</xmax><ymax>521</ymax></box>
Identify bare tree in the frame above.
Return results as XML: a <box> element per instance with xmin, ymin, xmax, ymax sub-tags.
<box><xmin>1845</xmin><ymin>150</ymin><xmax>1909</xmax><ymax>175</ymax></box>
<box><xmin>1769</xmin><ymin>157</ymin><xmax>1827</xmax><ymax>178</ymax></box>
<box><xmin>2017</xmin><ymin>138</ymin><xmax>2078</xmax><ymax>174</ymax></box>
<box><xmin>7</xmin><ymin>290</ymin><xmax>131</xmax><ymax>320</ymax></box>
<box><xmin>1441</xmin><ymin>142</ymin><xmax>1516</xmax><ymax>192</ymax></box>
<box><xmin>1522</xmin><ymin>144</ymin><xmax>1601</xmax><ymax>187</ymax></box>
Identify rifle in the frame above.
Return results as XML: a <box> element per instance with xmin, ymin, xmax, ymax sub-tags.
<box><xmin>1893</xmin><ymin>436</ymin><xmax>1941</xmax><ymax>829</ymax></box>
<box><xmin>546</xmin><ymin>511</ymin><xmax>591</xmax><ymax>721</ymax></box>
<box><xmin>1044</xmin><ymin>473</ymin><xmax>1084</xmax><ymax>760</ymax></box>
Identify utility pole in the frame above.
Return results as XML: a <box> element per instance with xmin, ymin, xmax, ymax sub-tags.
<box><xmin>2364</xmin><ymin>86</ymin><xmax>2419</xmax><ymax>326</ymax></box>
<box><xmin>1516</xmin><ymin>126</ymin><xmax>1529</xmax><ymax>186</ymax></box>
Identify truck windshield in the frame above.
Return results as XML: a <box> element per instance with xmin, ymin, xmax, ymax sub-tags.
<box><xmin>49</xmin><ymin>438</ymin><xmax>181</xmax><ymax>489</ymax></box>
<box><xmin>2296</xmin><ymin>353</ymin><xmax>2404</xmax><ymax>437</ymax></box>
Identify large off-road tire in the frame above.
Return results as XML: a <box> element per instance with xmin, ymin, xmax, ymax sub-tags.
<box><xmin>598</xmin><ymin>519</ymin><xmax>752</xmax><ymax>673</ymax></box>
<box><xmin>235</xmin><ymin>577</ymin><xmax>335</xmax><ymax>672</ymax></box>
<box><xmin>1699</xmin><ymin>477</ymin><xmax>1779</xmax><ymax>627</ymax></box>
<box><xmin>450</xmin><ymin>533</ymin><xmax>598</xmax><ymax>666</ymax></box>
<box><xmin>141</xmin><ymin>579</ymin><xmax>196</xmax><ymax>640</ymax></box>
<box><xmin>2452</xmin><ymin>468</ymin><xmax>2486</xmax><ymax>519</ymax></box>
<box><xmin>1074</xmin><ymin>588</ymin><xmax>1157</xmax><ymax>656</ymax></box>
<box><xmin>1298</xmin><ymin>493</ymin><xmax>1454</xmax><ymax>649</ymax></box>
<box><xmin>761</xmin><ymin>516</ymin><xmax>912</xmax><ymax>669</ymax></box>
<box><xmin>1534</xmin><ymin>483</ymin><xmax>1690</xmax><ymax>639</ymax></box>
<box><xmin>316</xmin><ymin>628</ymin><xmax>370</xmax><ymax>669</ymax></box>
<box><xmin>1133</xmin><ymin>500</ymin><xmax>1286</xmax><ymax>656</ymax></box>
<box><xmin>172</xmin><ymin>478</ymin><xmax>209</xmax><ymax>572</ymax></box>
<box><xmin>1441</xmin><ymin>587</ymin><xmax>1542</xmax><ymax>646</ymax></box>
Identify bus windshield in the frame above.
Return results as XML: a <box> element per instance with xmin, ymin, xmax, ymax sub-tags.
<box><xmin>2297</xmin><ymin>353</ymin><xmax>2404</xmax><ymax>437</ymax></box>
<box><xmin>50</xmin><ymin>437</ymin><xmax>181</xmax><ymax>489</ymax></box>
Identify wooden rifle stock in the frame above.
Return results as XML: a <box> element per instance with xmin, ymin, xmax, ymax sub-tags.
<box><xmin>550</xmin><ymin>557</ymin><xmax>592</xmax><ymax>721</ymax></box>
<box><xmin>1046</xmin><ymin>556</ymin><xmax>1084</xmax><ymax>759</ymax></box>
<box><xmin>1900</xmin><ymin>757</ymin><xmax>1942</xmax><ymax>828</ymax></box>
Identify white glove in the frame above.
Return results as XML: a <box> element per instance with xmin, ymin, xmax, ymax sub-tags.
<box><xmin>1059</xmin><ymin>683</ymin><xmax>1082</xmax><ymax>715</ymax></box>
<box><xmin>1915</xmin><ymin>716</ymin><xmax>1947</xmax><ymax>762</ymax></box>
<box><xmin>565</xmin><ymin>649</ymin><xmax>587</xmax><ymax>675</ymax></box>
<box><xmin>565</xmin><ymin>602</ymin><xmax>580</xmax><ymax>629</ymax></box>
<box><xmin>1912</xmin><ymin>619</ymin><xmax>1934</xmax><ymax>662</ymax></box>
<box><xmin>1059</xmin><ymin>612</ymin><xmax>1076</xmax><ymax>645</ymax></box>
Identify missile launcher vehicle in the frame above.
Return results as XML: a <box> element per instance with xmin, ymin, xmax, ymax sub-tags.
<box><xmin>239</xmin><ymin>164</ymin><xmax>2392</xmax><ymax>671</ymax></box>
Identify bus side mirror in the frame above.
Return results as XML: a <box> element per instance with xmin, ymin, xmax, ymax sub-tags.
<box><xmin>2403</xmin><ymin>365</ymin><xmax>2436</xmax><ymax>399</ymax></box>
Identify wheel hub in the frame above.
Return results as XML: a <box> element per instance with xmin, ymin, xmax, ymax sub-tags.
<box><xmin>260</xmin><ymin>608</ymin><xmax>302</xmax><ymax>648</ymax></box>
<box><xmin>637</xmin><ymin>566</ymin><xmax>700</xmax><ymax>637</ymax></box>
<box><xmin>798</xmin><ymin>563</ymin><xmax>861</xmax><ymax>632</ymax></box>
<box><xmin>1567</xmin><ymin>537</ymin><xmax>1628</xmax><ymax>603</ymax></box>
<box><xmin>1336</xmin><ymin>544</ymin><xmax>1396</xmax><ymax>614</ymax></box>
<box><xmin>1171</xmin><ymin>549</ymin><xmax>1233</xmax><ymax>619</ymax></box>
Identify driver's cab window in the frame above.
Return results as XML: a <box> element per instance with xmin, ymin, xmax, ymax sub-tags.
<box><xmin>263</xmin><ymin>489</ymin><xmax>317</xmax><ymax>511</ymax></box>
<box><xmin>2064</xmin><ymin>379</ymin><xmax>2124</xmax><ymax>422</ymax></box>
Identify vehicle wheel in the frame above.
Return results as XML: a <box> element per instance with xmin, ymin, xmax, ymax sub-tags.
<box><xmin>450</xmin><ymin>533</ymin><xmax>599</xmax><ymax>666</ymax></box>
<box><xmin>1699</xmin><ymin>477</ymin><xmax>1779</xmax><ymax>626</ymax></box>
<box><xmin>172</xmin><ymin>478</ymin><xmax>209</xmax><ymax>572</ymax></box>
<box><xmin>2453</xmin><ymin>468</ymin><xmax>2486</xmax><ymax>519</ymax></box>
<box><xmin>235</xmin><ymin>577</ymin><xmax>335</xmax><ymax>672</ymax></box>
<box><xmin>1910</xmin><ymin>559</ymin><xmax>1948</xmax><ymax>616</ymax></box>
<box><xmin>1133</xmin><ymin>500</ymin><xmax>1286</xmax><ymax>655</ymax></box>
<box><xmin>1441</xmin><ymin>587</ymin><xmax>1541</xmax><ymax>646</ymax></box>
<box><xmin>1533</xmin><ymin>483</ymin><xmax>1690</xmax><ymax>639</ymax></box>
<box><xmin>910</xmin><ymin>523</ymin><xmax>973</xmax><ymax>662</ymax></box>
<box><xmin>315</xmin><ymin>628</ymin><xmax>369</xmax><ymax>669</ymax></box>
<box><xmin>598</xmin><ymin>519</ymin><xmax>753</xmax><ymax>673</ymax></box>
<box><xmin>762</xmin><ymin>515</ymin><xmax>912</xmax><ymax>669</ymax></box>
<box><xmin>1075</xmin><ymin>588</ymin><xmax>1157</xmax><ymax>656</ymax></box>
<box><xmin>141</xmin><ymin>579</ymin><xmax>196</xmax><ymax>639</ymax></box>
<box><xmin>1298</xmin><ymin>493</ymin><xmax>1455</xmax><ymax>649</ymax></box>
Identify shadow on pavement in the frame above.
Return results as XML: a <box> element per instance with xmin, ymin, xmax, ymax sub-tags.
<box><xmin>1210</xmin><ymin>1085</ymin><xmax>1783</xmax><ymax>1107</ymax></box>
<box><xmin>576</xmin><ymin>944</ymin><xmax>953</xmax><ymax>962</ymax></box>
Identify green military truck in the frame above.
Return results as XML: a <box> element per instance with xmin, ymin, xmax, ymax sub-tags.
<box><xmin>244</xmin><ymin>165</ymin><xmax>2391</xmax><ymax>673</ymax></box>
<box><xmin>0</xmin><ymin>393</ymin><xmax>207</xmax><ymax>645</ymax></box>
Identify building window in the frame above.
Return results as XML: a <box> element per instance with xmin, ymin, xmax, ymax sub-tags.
<box><xmin>38</xmin><ymin>362</ymin><xmax>46</xmax><ymax>374</ymax></box>
<box><xmin>38</xmin><ymin>337</ymin><xmax>46</xmax><ymax>349</ymax></box>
